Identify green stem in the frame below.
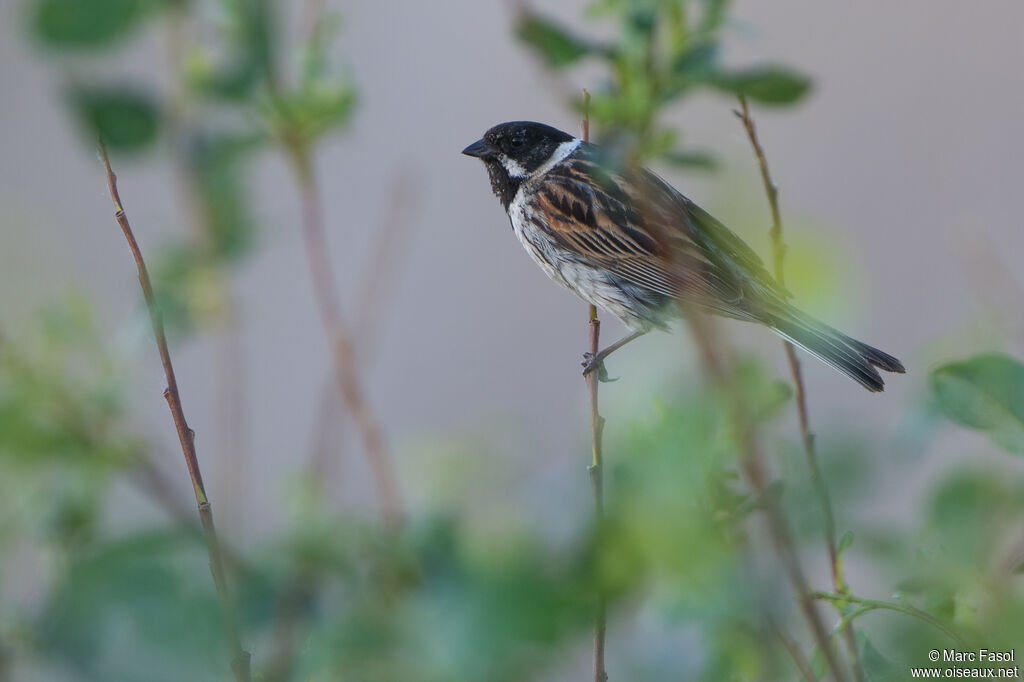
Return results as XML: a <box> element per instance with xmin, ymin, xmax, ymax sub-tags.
<box><xmin>813</xmin><ymin>591</ymin><xmax>966</xmax><ymax>646</ymax></box>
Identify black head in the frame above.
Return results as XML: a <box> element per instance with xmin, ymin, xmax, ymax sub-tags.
<box><xmin>462</xmin><ymin>121</ymin><xmax>576</xmax><ymax>207</ymax></box>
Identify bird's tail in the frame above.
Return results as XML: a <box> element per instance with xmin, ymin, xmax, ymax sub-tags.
<box><xmin>763</xmin><ymin>303</ymin><xmax>905</xmax><ymax>392</ymax></box>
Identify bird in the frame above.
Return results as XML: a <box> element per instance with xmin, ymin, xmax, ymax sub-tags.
<box><xmin>462</xmin><ymin>121</ymin><xmax>904</xmax><ymax>392</ymax></box>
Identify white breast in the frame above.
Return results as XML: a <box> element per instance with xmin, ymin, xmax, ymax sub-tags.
<box><xmin>508</xmin><ymin>196</ymin><xmax>567</xmax><ymax>287</ymax></box>
<box><xmin>506</xmin><ymin>191</ymin><xmax>652</xmax><ymax>332</ymax></box>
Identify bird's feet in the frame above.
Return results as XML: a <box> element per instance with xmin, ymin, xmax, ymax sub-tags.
<box><xmin>581</xmin><ymin>352</ymin><xmax>617</xmax><ymax>383</ymax></box>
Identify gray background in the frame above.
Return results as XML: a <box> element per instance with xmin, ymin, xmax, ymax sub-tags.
<box><xmin>3</xmin><ymin>0</ymin><xmax>1023</xmax><ymax>550</ymax></box>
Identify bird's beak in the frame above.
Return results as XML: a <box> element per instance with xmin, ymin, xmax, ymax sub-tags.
<box><xmin>461</xmin><ymin>138</ymin><xmax>491</xmax><ymax>159</ymax></box>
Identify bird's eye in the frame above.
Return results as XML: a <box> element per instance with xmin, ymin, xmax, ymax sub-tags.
<box><xmin>509</xmin><ymin>132</ymin><xmax>527</xmax><ymax>149</ymax></box>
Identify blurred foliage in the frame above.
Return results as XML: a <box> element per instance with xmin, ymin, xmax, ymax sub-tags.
<box><xmin>515</xmin><ymin>0</ymin><xmax>811</xmax><ymax>164</ymax></box>
<box><xmin>929</xmin><ymin>353</ymin><xmax>1024</xmax><ymax>455</ymax></box>
<box><xmin>185</xmin><ymin>0</ymin><xmax>277</xmax><ymax>101</ymax></box>
<box><xmin>37</xmin><ymin>530</ymin><xmax>227</xmax><ymax>682</ymax></box>
<box><xmin>67</xmin><ymin>86</ymin><xmax>160</xmax><ymax>152</ymax></box>
<box><xmin>5</xmin><ymin>0</ymin><xmax>1024</xmax><ymax>681</ymax></box>
<box><xmin>6</xmin><ymin>327</ymin><xmax>1021</xmax><ymax>680</ymax></box>
<box><xmin>0</xmin><ymin>297</ymin><xmax>142</xmax><ymax>553</ymax></box>
<box><xmin>29</xmin><ymin>0</ymin><xmax>172</xmax><ymax>49</ymax></box>
<box><xmin>27</xmin><ymin>0</ymin><xmax>355</xmax><ymax>332</ymax></box>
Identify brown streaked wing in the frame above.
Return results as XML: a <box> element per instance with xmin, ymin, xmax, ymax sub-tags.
<box><xmin>532</xmin><ymin>154</ymin><xmax>754</xmax><ymax>315</ymax></box>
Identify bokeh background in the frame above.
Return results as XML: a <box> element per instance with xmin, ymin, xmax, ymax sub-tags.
<box><xmin>2</xmin><ymin>0</ymin><xmax>1024</xmax><ymax>680</ymax></box>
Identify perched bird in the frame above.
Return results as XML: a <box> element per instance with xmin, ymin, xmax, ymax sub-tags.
<box><xmin>462</xmin><ymin>121</ymin><xmax>904</xmax><ymax>391</ymax></box>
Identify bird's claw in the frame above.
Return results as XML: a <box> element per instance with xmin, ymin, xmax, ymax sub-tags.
<box><xmin>581</xmin><ymin>353</ymin><xmax>618</xmax><ymax>383</ymax></box>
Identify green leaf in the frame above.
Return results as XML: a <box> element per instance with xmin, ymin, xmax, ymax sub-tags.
<box><xmin>837</xmin><ymin>530</ymin><xmax>855</xmax><ymax>557</ymax></box>
<box><xmin>185</xmin><ymin>131</ymin><xmax>263</xmax><ymax>261</ymax></box>
<box><xmin>664</xmin><ymin>41</ymin><xmax>720</xmax><ymax>99</ymax></box>
<box><xmin>835</xmin><ymin>530</ymin><xmax>855</xmax><ymax>590</ymax></box>
<box><xmin>267</xmin><ymin>81</ymin><xmax>357</xmax><ymax>146</ymax></box>
<box><xmin>185</xmin><ymin>0</ymin><xmax>276</xmax><ymax>100</ymax></box>
<box><xmin>697</xmin><ymin>0</ymin><xmax>729</xmax><ymax>35</ymax></box>
<box><xmin>662</xmin><ymin>148</ymin><xmax>719</xmax><ymax>170</ymax></box>
<box><xmin>625</xmin><ymin>7</ymin><xmax>656</xmax><ymax>37</ymax></box>
<box><xmin>929</xmin><ymin>353</ymin><xmax>1024</xmax><ymax>454</ymax></box>
<box><xmin>516</xmin><ymin>13</ymin><xmax>594</xmax><ymax>68</ymax></box>
<box><xmin>727</xmin><ymin>358</ymin><xmax>793</xmax><ymax>422</ymax></box>
<box><xmin>927</xmin><ymin>469</ymin><xmax>1024</xmax><ymax>569</ymax></box>
<box><xmin>38</xmin><ymin>530</ymin><xmax>227</xmax><ymax>681</ymax></box>
<box><xmin>672</xmin><ymin>40</ymin><xmax>720</xmax><ymax>80</ymax></box>
<box><xmin>69</xmin><ymin>87</ymin><xmax>160</xmax><ymax>151</ymax></box>
<box><xmin>808</xmin><ymin>645</ymin><xmax>827</xmax><ymax>680</ymax></box>
<box><xmin>30</xmin><ymin>0</ymin><xmax>158</xmax><ymax>49</ymax></box>
<box><xmin>711</xmin><ymin>65</ymin><xmax>812</xmax><ymax>105</ymax></box>
<box><xmin>856</xmin><ymin>629</ymin><xmax>904</xmax><ymax>682</ymax></box>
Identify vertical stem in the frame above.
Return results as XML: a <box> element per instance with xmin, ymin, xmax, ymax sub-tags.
<box><xmin>587</xmin><ymin>304</ymin><xmax>607</xmax><ymax>682</ymax></box>
<box><xmin>581</xmin><ymin>89</ymin><xmax>592</xmax><ymax>145</ymax></box>
<box><xmin>678</xmin><ymin>304</ymin><xmax>847</xmax><ymax>682</ymax></box>
<box><xmin>734</xmin><ymin>96</ymin><xmax>863</xmax><ymax>682</ymax></box>
<box><xmin>581</xmin><ymin>89</ymin><xmax>609</xmax><ymax>682</ymax></box>
<box><xmin>288</xmin><ymin>145</ymin><xmax>403</xmax><ymax>527</ymax></box>
<box><xmin>771</xmin><ymin>619</ymin><xmax>818</xmax><ymax>682</ymax></box>
<box><xmin>97</xmin><ymin>140</ymin><xmax>251</xmax><ymax>682</ymax></box>
<box><xmin>163</xmin><ymin>12</ymin><xmax>248</xmax><ymax>528</ymax></box>
<box><xmin>737</xmin><ymin>443</ymin><xmax>848</xmax><ymax>682</ymax></box>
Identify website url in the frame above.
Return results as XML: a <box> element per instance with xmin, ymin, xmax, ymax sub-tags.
<box><xmin>911</xmin><ymin>667</ymin><xmax>1021</xmax><ymax>678</ymax></box>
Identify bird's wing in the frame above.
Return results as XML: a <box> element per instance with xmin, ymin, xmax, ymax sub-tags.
<box><xmin>531</xmin><ymin>148</ymin><xmax>784</xmax><ymax>317</ymax></box>
<box><xmin>673</xmin><ymin>190</ymin><xmax>789</xmax><ymax>301</ymax></box>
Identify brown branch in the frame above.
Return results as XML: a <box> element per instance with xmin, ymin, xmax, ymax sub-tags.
<box><xmin>0</xmin><ymin>638</ymin><xmax>8</xmax><ymax>682</ymax></box>
<box><xmin>307</xmin><ymin>376</ymin><xmax>344</xmax><ymax>489</ymax></box>
<box><xmin>213</xmin><ymin>319</ymin><xmax>248</xmax><ymax>527</ymax></box>
<box><xmin>97</xmin><ymin>140</ymin><xmax>251</xmax><ymax>682</ymax></box>
<box><xmin>306</xmin><ymin>172</ymin><xmax>418</xmax><ymax>499</ymax></box>
<box><xmin>587</xmin><ymin>300</ymin><xmax>607</xmax><ymax>682</ymax></box>
<box><xmin>131</xmin><ymin>455</ymin><xmax>199</xmax><ymax>528</ymax></box>
<box><xmin>162</xmin><ymin>13</ymin><xmax>249</xmax><ymax>528</ymax></box>
<box><xmin>287</xmin><ymin>145</ymin><xmax>403</xmax><ymax>527</ymax></box>
<box><xmin>581</xmin><ymin>89</ymin><xmax>592</xmax><ymax>145</ymax></box>
<box><xmin>353</xmin><ymin>171</ymin><xmax>420</xmax><ymax>358</ymax></box>
<box><xmin>673</xmin><ymin>293</ymin><xmax>847</xmax><ymax>682</ymax></box>
<box><xmin>130</xmin><ymin>451</ymin><xmax>252</xmax><ymax>580</ymax></box>
<box><xmin>580</xmin><ymin>89</ymin><xmax>608</xmax><ymax>682</ymax></box>
<box><xmin>771</xmin><ymin>619</ymin><xmax>818</xmax><ymax>682</ymax></box>
<box><xmin>734</xmin><ymin>96</ymin><xmax>861</xmax><ymax>682</ymax></box>
<box><xmin>738</xmin><ymin>440</ymin><xmax>849</xmax><ymax>682</ymax></box>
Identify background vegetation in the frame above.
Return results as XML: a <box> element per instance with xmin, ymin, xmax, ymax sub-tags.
<box><xmin>2</xmin><ymin>1</ymin><xmax>1023</xmax><ymax>680</ymax></box>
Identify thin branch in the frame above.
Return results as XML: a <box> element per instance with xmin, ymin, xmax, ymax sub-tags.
<box><xmin>674</xmin><ymin>294</ymin><xmax>848</xmax><ymax>682</ymax></box>
<box><xmin>97</xmin><ymin>140</ymin><xmax>251</xmax><ymax>682</ymax></box>
<box><xmin>130</xmin><ymin>451</ymin><xmax>252</xmax><ymax>579</ymax></box>
<box><xmin>286</xmin><ymin>144</ymin><xmax>403</xmax><ymax>527</ymax></box>
<box><xmin>271</xmin><ymin>2</ymin><xmax>401</xmax><ymax>526</ymax></box>
<box><xmin>305</xmin><ymin>172</ymin><xmax>418</xmax><ymax>501</ymax></box>
<box><xmin>735</xmin><ymin>96</ymin><xmax>864</xmax><ymax>682</ymax></box>
<box><xmin>307</xmin><ymin>375</ymin><xmax>344</xmax><ymax>489</ymax></box>
<box><xmin>581</xmin><ymin>89</ymin><xmax>608</xmax><ymax>682</ymax></box>
<box><xmin>131</xmin><ymin>455</ymin><xmax>198</xmax><ymax>528</ymax></box>
<box><xmin>162</xmin><ymin>12</ymin><xmax>249</xmax><ymax>530</ymax></box>
<box><xmin>581</xmin><ymin>89</ymin><xmax>592</xmax><ymax>144</ymax></box>
<box><xmin>996</xmin><ymin>528</ymin><xmax>1024</xmax><ymax>580</ymax></box>
<box><xmin>733</xmin><ymin>100</ymin><xmax>835</xmax><ymax>559</ymax></box>
<box><xmin>813</xmin><ymin>591</ymin><xmax>967</xmax><ymax>647</ymax></box>
<box><xmin>771</xmin><ymin>619</ymin><xmax>818</xmax><ymax>682</ymax></box>
<box><xmin>737</xmin><ymin>438</ymin><xmax>849</xmax><ymax>682</ymax></box>
<box><xmin>734</xmin><ymin>98</ymin><xmax>783</xmax><ymax>280</ymax></box>
<box><xmin>353</xmin><ymin>171</ymin><xmax>420</xmax><ymax>359</ymax></box>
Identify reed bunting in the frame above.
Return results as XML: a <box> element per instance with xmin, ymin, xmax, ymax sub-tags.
<box><xmin>462</xmin><ymin>121</ymin><xmax>904</xmax><ymax>391</ymax></box>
